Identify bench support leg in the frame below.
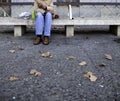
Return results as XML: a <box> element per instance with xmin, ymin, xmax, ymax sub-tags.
<box><xmin>110</xmin><ymin>25</ymin><xmax>120</xmax><ymax>36</ymax></box>
<box><xmin>65</xmin><ymin>25</ymin><xmax>74</xmax><ymax>37</ymax></box>
<box><xmin>14</xmin><ymin>25</ymin><xmax>26</xmax><ymax>37</ymax></box>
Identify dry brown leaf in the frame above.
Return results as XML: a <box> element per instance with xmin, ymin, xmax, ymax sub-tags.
<box><xmin>99</xmin><ymin>62</ymin><xmax>106</xmax><ymax>67</ymax></box>
<box><xmin>84</xmin><ymin>71</ymin><xmax>92</xmax><ymax>78</ymax></box>
<box><xmin>30</xmin><ymin>69</ymin><xmax>36</xmax><ymax>74</ymax></box>
<box><xmin>41</xmin><ymin>52</ymin><xmax>53</xmax><ymax>58</ymax></box>
<box><xmin>105</xmin><ymin>54</ymin><xmax>112</xmax><ymax>60</ymax></box>
<box><xmin>30</xmin><ymin>69</ymin><xmax>41</xmax><ymax>76</ymax></box>
<box><xmin>67</xmin><ymin>56</ymin><xmax>76</xmax><ymax>60</ymax></box>
<box><xmin>34</xmin><ymin>72</ymin><xmax>41</xmax><ymax>76</ymax></box>
<box><xmin>18</xmin><ymin>47</ymin><xmax>24</xmax><ymax>50</ymax></box>
<box><xmin>9</xmin><ymin>50</ymin><xmax>16</xmax><ymax>53</ymax></box>
<box><xmin>90</xmin><ymin>75</ymin><xmax>97</xmax><ymax>82</ymax></box>
<box><xmin>84</xmin><ymin>71</ymin><xmax>97</xmax><ymax>82</ymax></box>
<box><xmin>10</xmin><ymin>76</ymin><xmax>19</xmax><ymax>81</ymax></box>
<box><xmin>79</xmin><ymin>61</ymin><xmax>87</xmax><ymax>66</ymax></box>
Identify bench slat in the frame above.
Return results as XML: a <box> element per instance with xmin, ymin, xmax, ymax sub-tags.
<box><xmin>0</xmin><ymin>17</ymin><xmax>120</xmax><ymax>26</ymax></box>
<box><xmin>0</xmin><ymin>17</ymin><xmax>120</xmax><ymax>37</ymax></box>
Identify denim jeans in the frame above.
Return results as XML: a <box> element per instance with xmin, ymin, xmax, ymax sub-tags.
<box><xmin>35</xmin><ymin>12</ymin><xmax>52</xmax><ymax>36</ymax></box>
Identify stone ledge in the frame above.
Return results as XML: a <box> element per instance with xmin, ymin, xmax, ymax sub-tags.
<box><xmin>0</xmin><ymin>17</ymin><xmax>120</xmax><ymax>26</ymax></box>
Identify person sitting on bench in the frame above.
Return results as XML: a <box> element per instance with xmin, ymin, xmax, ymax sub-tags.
<box><xmin>33</xmin><ymin>0</ymin><xmax>54</xmax><ymax>45</ymax></box>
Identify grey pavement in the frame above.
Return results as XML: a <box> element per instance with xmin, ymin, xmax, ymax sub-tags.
<box><xmin>0</xmin><ymin>29</ymin><xmax>120</xmax><ymax>101</ymax></box>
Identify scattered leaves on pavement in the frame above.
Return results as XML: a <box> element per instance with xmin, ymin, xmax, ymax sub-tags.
<box><xmin>84</xmin><ymin>71</ymin><xmax>97</xmax><ymax>82</ymax></box>
<box><xmin>41</xmin><ymin>52</ymin><xmax>53</xmax><ymax>58</ymax></box>
<box><xmin>10</xmin><ymin>76</ymin><xmax>19</xmax><ymax>81</ymax></box>
<box><xmin>30</xmin><ymin>69</ymin><xmax>41</xmax><ymax>76</ymax></box>
<box><xmin>105</xmin><ymin>54</ymin><xmax>112</xmax><ymax>60</ymax></box>
<box><xmin>99</xmin><ymin>62</ymin><xmax>106</xmax><ymax>67</ymax></box>
<box><xmin>9</xmin><ymin>50</ymin><xmax>16</xmax><ymax>53</ymax></box>
<box><xmin>67</xmin><ymin>56</ymin><xmax>76</xmax><ymax>60</ymax></box>
<box><xmin>79</xmin><ymin>61</ymin><xmax>87</xmax><ymax>66</ymax></box>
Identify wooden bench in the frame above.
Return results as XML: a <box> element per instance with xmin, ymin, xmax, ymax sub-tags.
<box><xmin>0</xmin><ymin>17</ymin><xmax>120</xmax><ymax>37</ymax></box>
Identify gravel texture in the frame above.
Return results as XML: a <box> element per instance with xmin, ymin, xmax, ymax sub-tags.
<box><xmin>0</xmin><ymin>31</ymin><xmax>120</xmax><ymax>101</ymax></box>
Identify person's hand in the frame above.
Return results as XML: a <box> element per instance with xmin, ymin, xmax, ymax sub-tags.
<box><xmin>44</xmin><ymin>10</ymin><xmax>54</xmax><ymax>15</ymax></box>
<box><xmin>53</xmin><ymin>14</ymin><xmax>59</xmax><ymax>19</ymax></box>
<box><xmin>38</xmin><ymin>3</ymin><xmax>47</xmax><ymax>10</ymax></box>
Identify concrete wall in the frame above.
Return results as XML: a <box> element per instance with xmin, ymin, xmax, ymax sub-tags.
<box><xmin>11</xmin><ymin>0</ymin><xmax>34</xmax><ymax>17</ymax></box>
<box><xmin>11</xmin><ymin>0</ymin><xmax>120</xmax><ymax>18</ymax></box>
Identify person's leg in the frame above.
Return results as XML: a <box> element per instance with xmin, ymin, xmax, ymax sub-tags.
<box><xmin>43</xmin><ymin>12</ymin><xmax>52</xmax><ymax>45</ymax></box>
<box><xmin>44</xmin><ymin>12</ymin><xmax>52</xmax><ymax>36</ymax></box>
<box><xmin>35</xmin><ymin>12</ymin><xmax>44</xmax><ymax>36</ymax></box>
<box><xmin>34</xmin><ymin>12</ymin><xmax>44</xmax><ymax>45</ymax></box>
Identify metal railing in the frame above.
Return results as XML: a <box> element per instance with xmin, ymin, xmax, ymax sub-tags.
<box><xmin>0</xmin><ymin>2</ymin><xmax>33</xmax><ymax>6</ymax></box>
<box><xmin>0</xmin><ymin>2</ymin><xmax>120</xmax><ymax>6</ymax></box>
<box><xmin>53</xmin><ymin>2</ymin><xmax>120</xmax><ymax>18</ymax></box>
<box><xmin>53</xmin><ymin>2</ymin><xmax>120</xmax><ymax>6</ymax></box>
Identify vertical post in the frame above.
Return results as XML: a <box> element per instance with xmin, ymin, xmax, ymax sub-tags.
<box><xmin>116</xmin><ymin>25</ymin><xmax>120</xmax><ymax>36</ymax></box>
<box><xmin>3</xmin><ymin>11</ymin><xmax>7</xmax><ymax>17</ymax></box>
<box><xmin>14</xmin><ymin>25</ymin><xmax>26</xmax><ymax>37</ymax></box>
<box><xmin>110</xmin><ymin>25</ymin><xmax>120</xmax><ymax>36</ymax></box>
<box><xmin>65</xmin><ymin>25</ymin><xmax>74</xmax><ymax>37</ymax></box>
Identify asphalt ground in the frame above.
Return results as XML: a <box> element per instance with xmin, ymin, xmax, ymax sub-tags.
<box><xmin>0</xmin><ymin>29</ymin><xmax>120</xmax><ymax>101</ymax></box>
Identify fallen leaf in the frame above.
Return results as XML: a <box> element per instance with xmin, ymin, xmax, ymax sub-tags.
<box><xmin>84</xmin><ymin>71</ymin><xmax>92</xmax><ymax>78</ymax></box>
<box><xmin>67</xmin><ymin>56</ymin><xmax>76</xmax><ymax>60</ymax></box>
<box><xmin>79</xmin><ymin>61</ymin><xmax>87</xmax><ymax>66</ymax></box>
<box><xmin>84</xmin><ymin>71</ymin><xmax>97</xmax><ymax>82</ymax></box>
<box><xmin>34</xmin><ymin>72</ymin><xmax>41</xmax><ymax>76</ymax></box>
<box><xmin>90</xmin><ymin>75</ymin><xmax>97</xmax><ymax>82</ymax></box>
<box><xmin>10</xmin><ymin>76</ymin><xmax>19</xmax><ymax>81</ymax></box>
<box><xmin>30</xmin><ymin>69</ymin><xmax>41</xmax><ymax>76</ymax></box>
<box><xmin>30</xmin><ymin>69</ymin><xmax>36</xmax><ymax>74</ymax></box>
<box><xmin>99</xmin><ymin>62</ymin><xmax>106</xmax><ymax>67</ymax></box>
<box><xmin>9</xmin><ymin>50</ymin><xmax>16</xmax><ymax>53</ymax></box>
<box><xmin>18</xmin><ymin>47</ymin><xmax>24</xmax><ymax>50</ymax></box>
<box><xmin>105</xmin><ymin>54</ymin><xmax>112</xmax><ymax>60</ymax></box>
<box><xmin>41</xmin><ymin>52</ymin><xmax>53</xmax><ymax>58</ymax></box>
